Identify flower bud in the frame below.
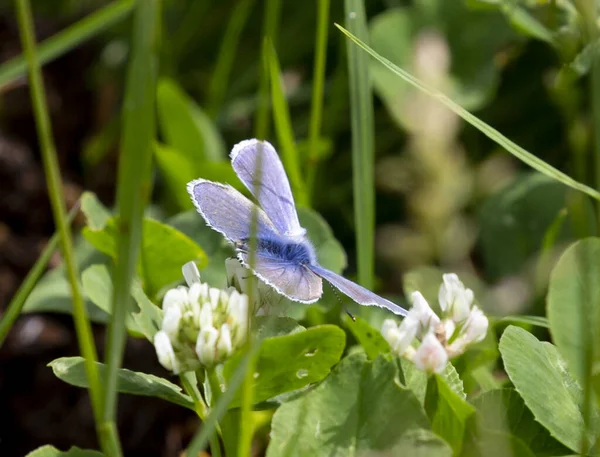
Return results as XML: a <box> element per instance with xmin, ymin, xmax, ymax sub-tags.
<box><xmin>413</xmin><ymin>332</ymin><xmax>448</xmax><ymax>374</ymax></box>
<box><xmin>162</xmin><ymin>306</ymin><xmax>182</xmax><ymax>338</ymax></box>
<box><xmin>438</xmin><ymin>273</ymin><xmax>473</xmax><ymax>323</ymax></box>
<box><xmin>154</xmin><ymin>331</ymin><xmax>180</xmax><ymax>373</ymax></box>
<box><xmin>463</xmin><ymin>306</ymin><xmax>488</xmax><ymax>343</ymax></box>
<box><xmin>410</xmin><ymin>291</ymin><xmax>440</xmax><ymax>330</ymax></box>
<box><xmin>196</xmin><ymin>327</ymin><xmax>219</xmax><ymax>366</ymax></box>
<box><xmin>216</xmin><ymin>323</ymin><xmax>233</xmax><ymax>358</ymax></box>
<box><xmin>382</xmin><ymin>317</ymin><xmax>418</xmax><ymax>356</ymax></box>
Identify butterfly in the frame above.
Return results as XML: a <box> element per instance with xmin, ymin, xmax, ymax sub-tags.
<box><xmin>187</xmin><ymin>139</ymin><xmax>408</xmax><ymax>316</ymax></box>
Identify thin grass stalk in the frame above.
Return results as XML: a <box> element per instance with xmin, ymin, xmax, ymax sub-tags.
<box><xmin>0</xmin><ymin>204</ymin><xmax>80</xmax><ymax>348</ymax></box>
<box><xmin>14</xmin><ymin>0</ymin><xmax>110</xmax><ymax>451</ymax></box>
<box><xmin>306</xmin><ymin>0</ymin><xmax>330</xmax><ymax>201</ymax></box>
<box><xmin>265</xmin><ymin>41</ymin><xmax>307</xmax><ymax>206</ymax></box>
<box><xmin>344</xmin><ymin>0</ymin><xmax>375</xmax><ymax>290</ymax></box>
<box><xmin>255</xmin><ymin>0</ymin><xmax>282</xmax><ymax>139</ymax></box>
<box><xmin>1</xmin><ymin>0</ymin><xmax>134</xmax><ymax>89</ymax></box>
<box><xmin>207</xmin><ymin>0</ymin><xmax>255</xmax><ymax>118</ymax></box>
<box><xmin>101</xmin><ymin>0</ymin><xmax>161</xmax><ymax>449</ymax></box>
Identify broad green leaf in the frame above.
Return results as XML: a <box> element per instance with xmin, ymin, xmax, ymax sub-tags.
<box><xmin>299</xmin><ymin>207</ymin><xmax>347</xmax><ymax>274</ymax></box>
<box><xmin>80</xmin><ymin>192</ymin><xmax>111</xmax><ymax>230</ymax></box>
<box><xmin>499</xmin><ymin>326</ymin><xmax>599</xmax><ymax>452</ymax></box>
<box><xmin>49</xmin><ymin>356</ymin><xmax>194</xmax><ymax>410</ymax></box>
<box><xmin>425</xmin><ymin>373</ymin><xmax>475</xmax><ymax>454</ymax></box>
<box><xmin>154</xmin><ymin>143</ymin><xmax>197</xmax><ymax>210</ymax></box>
<box><xmin>266</xmin><ymin>353</ymin><xmax>429</xmax><ymax>457</ymax></box>
<box><xmin>156</xmin><ymin>78</ymin><xmax>226</xmax><ymax>162</ymax></box>
<box><xmin>373</xmin><ymin>428</ymin><xmax>452</xmax><ymax>457</ymax></box>
<box><xmin>472</xmin><ymin>388</ymin><xmax>570</xmax><ymax>456</ymax></box>
<box><xmin>461</xmin><ymin>427</ymin><xmax>536</xmax><ymax>457</ymax></box>
<box><xmin>223</xmin><ymin>325</ymin><xmax>346</xmax><ymax>408</ymax></box>
<box><xmin>254</xmin><ymin>316</ymin><xmax>305</xmax><ymax>339</ymax></box>
<box><xmin>25</xmin><ymin>445</ymin><xmax>103</xmax><ymax>457</ymax></box>
<box><xmin>479</xmin><ymin>173</ymin><xmax>569</xmax><ymax>280</ymax></box>
<box><xmin>337</xmin><ymin>25</ymin><xmax>600</xmax><ymax>202</ymax></box>
<box><xmin>498</xmin><ymin>315</ymin><xmax>550</xmax><ymax>328</ymax></box>
<box><xmin>344</xmin><ymin>314</ymin><xmax>390</xmax><ymax>360</ymax></box>
<box><xmin>83</xmin><ymin>217</ymin><xmax>207</xmax><ymax>295</ymax></box>
<box><xmin>547</xmin><ymin>238</ymin><xmax>600</xmax><ymax>385</ymax></box>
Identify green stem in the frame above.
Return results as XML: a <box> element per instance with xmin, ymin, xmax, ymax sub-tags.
<box><xmin>0</xmin><ymin>203</ymin><xmax>79</xmax><ymax>348</ymax></box>
<box><xmin>255</xmin><ymin>0</ymin><xmax>282</xmax><ymax>139</ymax></box>
<box><xmin>180</xmin><ymin>372</ymin><xmax>221</xmax><ymax>457</ymax></box>
<box><xmin>306</xmin><ymin>0</ymin><xmax>330</xmax><ymax>201</ymax></box>
<box><xmin>14</xmin><ymin>0</ymin><xmax>110</xmax><ymax>452</ymax></box>
<box><xmin>102</xmin><ymin>0</ymin><xmax>161</xmax><ymax>446</ymax></box>
<box><xmin>344</xmin><ymin>0</ymin><xmax>375</xmax><ymax>290</ymax></box>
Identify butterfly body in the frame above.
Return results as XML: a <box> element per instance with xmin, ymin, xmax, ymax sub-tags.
<box><xmin>188</xmin><ymin>139</ymin><xmax>408</xmax><ymax>316</ymax></box>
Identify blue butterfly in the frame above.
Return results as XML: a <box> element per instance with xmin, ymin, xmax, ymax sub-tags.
<box><xmin>187</xmin><ymin>139</ymin><xmax>407</xmax><ymax>316</ymax></box>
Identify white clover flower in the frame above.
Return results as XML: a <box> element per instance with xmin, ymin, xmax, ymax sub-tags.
<box><xmin>381</xmin><ymin>273</ymin><xmax>489</xmax><ymax>375</ymax></box>
<box><xmin>154</xmin><ymin>331</ymin><xmax>180</xmax><ymax>373</ymax></box>
<box><xmin>438</xmin><ymin>273</ymin><xmax>473</xmax><ymax>323</ymax></box>
<box><xmin>152</xmin><ymin>265</ymin><xmax>253</xmax><ymax>373</ymax></box>
<box><xmin>413</xmin><ymin>332</ymin><xmax>448</xmax><ymax>374</ymax></box>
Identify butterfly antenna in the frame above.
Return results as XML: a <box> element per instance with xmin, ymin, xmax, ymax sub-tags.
<box><xmin>327</xmin><ymin>282</ymin><xmax>356</xmax><ymax>322</ymax></box>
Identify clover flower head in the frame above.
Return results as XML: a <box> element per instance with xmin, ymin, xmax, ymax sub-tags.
<box><xmin>381</xmin><ymin>273</ymin><xmax>488</xmax><ymax>374</ymax></box>
<box><xmin>153</xmin><ymin>264</ymin><xmax>251</xmax><ymax>374</ymax></box>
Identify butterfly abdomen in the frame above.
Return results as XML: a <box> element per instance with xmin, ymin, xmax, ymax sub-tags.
<box><xmin>238</xmin><ymin>236</ymin><xmax>317</xmax><ymax>265</ymax></box>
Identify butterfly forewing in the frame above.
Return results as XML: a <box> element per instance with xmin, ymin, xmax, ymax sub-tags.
<box><xmin>230</xmin><ymin>139</ymin><xmax>305</xmax><ymax>238</ymax></box>
<box><xmin>187</xmin><ymin>179</ymin><xmax>278</xmax><ymax>243</ymax></box>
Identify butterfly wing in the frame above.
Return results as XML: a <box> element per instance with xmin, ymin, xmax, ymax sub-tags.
<box><xmin>230</xmin><ymin>139</ymin><xmax>305</xmax><ymax>238</ymax></box>
<box><xmin>238</xmin><ymin>253</ymin><xmax>322</xmax><ymax>304</ymax></box>
<box><xmin>308</xmin><ymin>264</ymin><xmax>408</xmax><ymax>316</ymax></box>
<box><xmin>187</xmin><ymin>179</ymin><xmax>278</xmax><ymax>243</ymax></box>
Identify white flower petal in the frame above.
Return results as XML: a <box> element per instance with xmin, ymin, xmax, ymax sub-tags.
<box><xmin>463</xmin><ymin>306</ymin><xmax>488</xmax><ymax>343</ymax></box>
<box><xmin>217</xmin><ymin>323</ymin><xmax>233</xmax><ymax>359</ymax></box>
<box><xmin>154</xmin><ymin>331</ymin><xmax>180</xmax><ymax>373</ymax></box>
<box><xmin>198</xmin><ymin>303</ymin><xmax>213</xmax><ymax>329</ymax></box>
<box><xmin>162</xmin><ymin>306</ymin><xmax>182</xmax><ymax>338</ymax></box>
<box><xmin>410</xmin><ymin>291</ymin><xmax>441</xmax><ymax>330</ymax></box>
<box><xmin>209</xmin><ymin>288</ymin><xmax>221</xmax><ymax>310</ymax></box>
<box><xmin>438</xmin><ymin>273</ymin><xmax>472</xmax><ymax>323</ymax></box>
<box><xmin>413</xmin><ymin>332</ymin><xmax>448</xmax><ymax>374</ymax></box>
<box><xmin>162</xmin><ymin>286</ymin><xmax>188</xmax><ymax>312</ymax></box>
<box><xmin>195</xmin><ymin>327</ymin><xmax>219</xmax><ymax>366</ymax></box>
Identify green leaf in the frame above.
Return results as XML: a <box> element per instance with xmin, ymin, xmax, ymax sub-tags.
<box><xmin>497</xmin><ymin>315</ymin><xmax>550</xmax><ymax>328</ymax></box>
<box><xmin>471</xmin><ymin>388</ymin><xmax>571</xmax><ymax>456</ymax></box>
<box><xmin>547</xmin><ymin>238</ymin><xmax>600</xmax><ymax>384</ymax></box>
<box><xmin>266</xmin><ymin>353</ymin><xmax>429</xmax><ymax>456</ymax></box>
<box><xmin>400</xmin><ymin>359</ymin><xmax>465</xmax><ymax>406</ymax></box>
<box><xmin>83</xmin><ymin>217</ymin><xmax>207</xmax><ymax>295</ymax></box>
<box><xmin>25</xmin><ymin>445</ymin><xmax>104</xmax><ymax>457</ymax></box>
<box><xmin>156</xmin><ymin>78</ymin><xmax>226</xmax><ymax>162</ymax></box>
<box><xmin>49</xmin><ymin>356</ymin><xmax>193</xmax><ymax>410</ymax></box>
<box><xmin>344</xmin><ymin>314</ymin><xmax>390</xmax><ymax>360</ymax></box>
<box><xmin>154</xmin><ymin>143</ymin><xmax>197</xmax><ymax>210</ymax></box>
<box><xmin>254</xmin><ymin>316</ymin><xmax>305</xmax><ymax>339</ymax></box>
<box><xmin>337</xmin><ymin>25</ymin><xmax>600</xmax><ymax>202</ymax></box>
<box><xmin>479</xmin><ymin>173</ymin><xmax>569</xmax><ymax>280</ymax></box>
<box><xmin>130</xmin><ymin>281</ymin><xmax>162</xmax><ymax>341</ymax></box>
<box><xmin>298</xmin><ymin>207</ymin><xmax>347</xmax><ymax>274</ymax></box>
<box><xmin>224</xmin><ymin>325</ymin><xmax>346</xmax><ymax>408</ymax></box>
<box><xmin>461</xmin><ymin>427</ymin><xmax>536</xmax><ymax>457</ymax></box>
<box><xmin>80</xmin><ymin>191</ymin><xmax>111</xmax><ymax>230</ymax></box>
<box><xmin>499</xmin><ymin>326</ymin><xmax>599</xmax><ymax>452</ymax></box>
<box><xmin>425</xmin><ymin>373</ymin><xmax>475</xmax><ymax>454</ymax></box>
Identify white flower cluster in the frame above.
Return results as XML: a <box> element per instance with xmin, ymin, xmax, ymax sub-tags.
<box><xmin>153</xmin><ymin>280</ymin><xmax>250</xmax><ymax>374</ymax></box>
<box><xmin>381</xmin><ymin>273</ymin><xmax>488</xmax><ymax>374</ymax></box>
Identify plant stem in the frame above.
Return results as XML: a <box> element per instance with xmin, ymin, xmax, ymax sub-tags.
<box><xmin>306</xmin><ymin>0</ymin><xmax>331</xmax><ymax>201</ymax></box>
<box><xmin>0</xmin><ymin>204</ymin><xmax>79</xmax><ymax>348</ymax></box>
<box><xmin>344</xmin><ymin>0</ymin><xmax>375</xmax><ymax>290</ymax></box>
<box><xmin>14</xmin><ymin>0</ymin><xmax>109</xmax><ymax>451</ymax></box>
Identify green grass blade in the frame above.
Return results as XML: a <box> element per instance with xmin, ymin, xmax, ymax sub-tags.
<box><xmin>14</xmin><ymin>0</ymin><xmax>110</xmax><ymax>451</ymax></box>
<box><xmin>344</xmin><ymin>0</ymin><xmax>375</xmax><ymax>290</ymax></box>
<box><xmin>306</xmin><ymin>0</ymin><xmax>330</xmax><ymax>201</ymax></box>
<box><xmin>1</xmin><ymin>0</ymin><xmax>134</xmax><ymax>89</ymax></box>
<box><xmin>0</xmin><ymin>204</ymin><xmax>79</xmax><ymax>348</ymax></box>
<box><xmin>255</xmin><ymin>0</ymin><xmax>282</xmax><ymax>139</ymax></box>
<box><xmin>102</xmin><ymin>0</ymin><xmax>161</xmax><ymax>448</ymax></box>
<box><xmin>336</xmin><ymin>23</ymin><xmax>600</xmax><ymax>202</ymax></box>
<box><xmin>207</xmin><ymin>0</ymin><xmax>255</xmax><ymax>117</ymax></box>
<box><xmin>265</xmin><ymin>41</ymin><xmax>307</xmax><ymax>206</ymax></box>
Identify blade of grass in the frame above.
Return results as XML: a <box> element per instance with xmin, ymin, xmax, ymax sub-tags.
<box><xmin>14</xmin><ymin>0</ymin><xmax>111</xmax><ymax>452</ymax></box>
<box><xmin>344</xmin><ymin>0</ymin><xmax>375</xmax><ymax>290</ymax></box>
<box><xmin>265</xmin><ymin>40</ymin><xmax>307</xmax><ymax>207</ymax></box>
<box><xmin>1</xmin><ymin>0</ymin><xmax>134</xmax><ymax>89</ymax></box>
<box><xmin>0</xmin><ymin>203</ymin><xmax>80</xmax><ymax>348</ymax></box>
<box><xmin>255</xmin><ymin>0</ymin><xmax>282</xmax><ymax>139</ymax></box>
<box><xmin>306</xmin><ymin>0</ymin><xmax>330</xmax><ymax>201</ymax></box>
<box><xmin>336</xmin><ymin>24</ymin><xmax>600</xmax><ymax>202</ymax></box>
<box><xmin>206</xmin><ymin>0</ymin><xmax>255</xmax><ymax>118</ymax></box>
<box><xmin>101</xmin><ymin>0</ymin><xmax>161</xmax><ymax>452</ymax></box>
